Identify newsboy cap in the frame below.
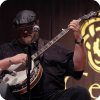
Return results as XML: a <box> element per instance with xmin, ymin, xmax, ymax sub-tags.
<box><xmin>13</xmin><ymin>10</ymin><xmax>36</xmax><ymax>26</ymax></box>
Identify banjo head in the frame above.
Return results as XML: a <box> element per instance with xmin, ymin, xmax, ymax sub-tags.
<box><xmin>1</xmin><ymin>60</ymin><xmax>43</xmax><ymax>94</ymax></box>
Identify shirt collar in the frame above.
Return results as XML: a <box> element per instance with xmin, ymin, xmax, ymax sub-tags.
<box><xmin>12</xmin><ymin>39</ymin><xmax>38</xmax><ymax>50</ymax></box>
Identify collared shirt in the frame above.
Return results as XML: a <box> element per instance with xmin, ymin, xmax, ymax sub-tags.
<box><xmin>0</xmin><ymin>38</ymin><xmax>83</xmax><ymax>99</ymax></box>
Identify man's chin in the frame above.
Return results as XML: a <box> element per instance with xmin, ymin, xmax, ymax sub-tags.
<box><xmin>18</xmin><ymin>37</ymin><xmax>32</xmax><ymax>45</ymax></box>
<box><xmin>24</xmin><ymin>38</ymin><xmax>32</xmax><ymax>44</ymax></box>
<box><xmin>24</xmin><ymin>40</ymin><xmax>31</xmax><ymax>44</ymax></box>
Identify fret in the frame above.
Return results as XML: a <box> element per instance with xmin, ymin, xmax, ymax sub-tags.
<box><xmin>50</xmin><ymin>41</ymin><xmax>54</xmax><ymax>44</ymax></box>
<box><xmin>37</xmin><ymin>51</ymin><xmax>41</xmax><ymax>55</ymax></box>
<box><xmin>42</xmin><ymin>45</ymin><xmax>47</xmax><ymax>50</ymax></box>
<box><xmin>48</xmin><ymin>41</ymin><xmax>53</xmax><ymax>46</ymax></box>
<box><xmin>54</xmin><ymin>36</ymin><xmax>59</xmax><ymax>40</ymax></box>
<box><xmin>61</xmin><ymin>31</ymin><xmax>65</xmax><ymax>34</ymax></box>
<box><xmin>57</xmin><ymin>32</ymin><xmax>64</xmax><ymax>38</ymax></box>
<box><xmin>45</xmin><ymin>43</ymin><xmax>50</xmax><ymax>48</ymax></box>
<box><xmin>39</xmin><ymin>48</ymin><xmax>43</xmax><ymax>53</ymax></box>
<box><xmin>56</xmin><ymin>34</ymin><xmax>61</xmax><ymax>38</ymax></box>
<box><xmin>45</xmin><ymin>45</ymin><xmax>49</xmax><ymax>49</ymax></box>
<box><xmin>40</xmin><ymin>47</ymin><xmax>44</xmax><ymax>52</ymax></box>
<box><xmin>52</xmin><ymin>38</ymin><xmax>57</xmax><ymax>43</ymax></box>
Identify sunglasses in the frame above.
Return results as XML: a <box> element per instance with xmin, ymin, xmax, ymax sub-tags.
<box><xmin>16</xmin><ymin>25</ymin><xmax>34</xmax><ymax>33</ymax></box>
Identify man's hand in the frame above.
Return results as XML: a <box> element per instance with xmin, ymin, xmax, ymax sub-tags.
<box><xmin>10</xmin><ymin>53</ymin><xmax>27</xmax><ymax>65</ymax></box>
<box><xmin>68</xmin><ymin>20</ymin><xmax>82</xmax><ymax>42</ymax></box>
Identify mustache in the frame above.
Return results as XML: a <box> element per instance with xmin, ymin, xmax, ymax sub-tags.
<box><xmin>23</xmin><ymin>33</ymin><xmax>32</xmax><ymax>37</ymax></box>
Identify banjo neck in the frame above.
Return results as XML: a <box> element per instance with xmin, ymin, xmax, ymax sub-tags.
<box><xmin>31</xmin><ymin>11</ymin><xmax>98</xmax><ymax>60</ymax></box>
<box><xmin>31</xmin><ymin>27</ymin><xmax>71</xmax><ymax>60</ymax></box>
<box><xmin>31</xmin><ymin>19</ymin><xmax>84</xmax><ymax>60</ymax></box>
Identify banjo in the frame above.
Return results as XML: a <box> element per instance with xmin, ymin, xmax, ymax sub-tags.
<box><xmin>0</xmin><ymin>11</ymin><xmax>98</xmax><ymax>95</ymax></box>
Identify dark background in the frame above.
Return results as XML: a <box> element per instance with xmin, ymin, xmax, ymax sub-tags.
<box><xmin>0</xmin><ymin>0</ymin><xmax>100</xmax><ymax>100</ymax></box>
<box><xmin>0</xmin><ymin>0</ymin><xmax>99</xmax><ymax>51</ymax></box>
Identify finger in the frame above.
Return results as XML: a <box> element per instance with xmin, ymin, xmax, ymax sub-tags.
<box><xmin>68</xmin><ymin>25</ymin><xmax>78</xmax><ymax>32</ymax></box>
<box><xmin>22</xmin><ymin>54</ymin><xmax>27</xmax><ymax>61</ymax></box>
<box><xmin>22</xmin><ymin>57</ymin><xmax>26</xmax><ymax>61</ymax></box>
<box><xmin>69</xmin><ymin>23</ymin><xmax>80</xmax><ymax>31</ymax></box>
<box><xmin>69</xmin><ymin>20</ymin><xmax>79</xmax><ymax>27</ymax></box>
<box><xmin>70</xmin><ymin>20</ymin><xmax>79</xmax><ymax>24</ymax></box>
<box><xmin>69</xmin><ymin>22</ymin><xmax>79</xmax><ymax>27</ymax></box>
<box><xmin>21</xmin><ymin>60</ymin><xmax>24</xmax><ymax>63</ymax></box>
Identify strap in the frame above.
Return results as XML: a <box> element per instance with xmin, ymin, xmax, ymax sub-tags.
<box><xmin>38</xmin><ymin>38</ymin><xmax>44</xmax><ymax>50</ymax></box>
<box><xmin>38</xmin><ymin>38</ymin><xmax>44</xmax><ymax>59</ymax></box>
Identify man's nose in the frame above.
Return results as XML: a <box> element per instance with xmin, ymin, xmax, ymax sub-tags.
<box><xmin>24</xmin><ymin>30</ymin><xmax>28</xmax><ymax>33</ymax></box>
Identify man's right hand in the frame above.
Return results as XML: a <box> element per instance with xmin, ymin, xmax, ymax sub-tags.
<box><xmin>10</xmin><ymin>53</ymin><xmax>27</xmax><ymax>65</ymax></box>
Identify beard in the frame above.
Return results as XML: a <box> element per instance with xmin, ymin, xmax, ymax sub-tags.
<box><xmin>17</xmin><ymin>35</ymin><xmax>32</xmax><ymax>45</ymax></box>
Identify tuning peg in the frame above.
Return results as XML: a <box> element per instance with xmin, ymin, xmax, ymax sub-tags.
<box><xmin>94</xmin><ymin>17</ymin><xmax>97</xmax><ymax>20</ymax></box>
<box><xmin>87</xmin><ymin>20</ymin><xmax>89</xmax><ymax>24</ymax></box>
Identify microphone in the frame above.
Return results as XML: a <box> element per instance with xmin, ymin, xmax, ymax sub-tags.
<box><xmin>0</xmin><ymin>69</ymin><xmax>17</xmax><ymax>76</ymax></box>
<box><xmin>27</xmin><ymin>25</ymin><xmax>40</xmax><ymax>45</ymax></box>
<box><xmin>33</xmin><ymin>25</ymin><xmax>40</xmax><ymax>32</ymax></box>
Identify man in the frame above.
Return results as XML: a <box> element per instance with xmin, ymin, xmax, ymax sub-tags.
<box><xmin>0</xmin><ymin>10</ymin><xmax>90</xmax><ymax>100</ymax></box>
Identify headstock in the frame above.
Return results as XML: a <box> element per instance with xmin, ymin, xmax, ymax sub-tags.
<box><xmin>81</xmin><ymin>11</ymin><xmax>99</xmax><ymax>20</ymax></box>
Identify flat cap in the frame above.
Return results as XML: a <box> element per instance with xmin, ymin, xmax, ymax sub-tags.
<box><xmin>13</xmin><ymin>10</ymin><xmax>36</xmax><ymax>26</ymax></box>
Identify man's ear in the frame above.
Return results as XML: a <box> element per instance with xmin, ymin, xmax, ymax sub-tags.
<box><xmin>13</xmin><ymin>25</ymin><xmax>17</xmax><ymax>34</ymax></box>
<box><xmin>36</xmin><ymin>20</ymin><xmax>39</xmax><ymax>26</ymax></box>
<box><xmin>13</xmin><ymin>25</ymin><xmax>17</xmax><ymax>32</ymax></box>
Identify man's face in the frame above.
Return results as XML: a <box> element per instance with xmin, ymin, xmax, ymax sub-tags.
<box><xmin>15</xmin><ymin>23</ymin><xmax>36</xmax><ymax>44</ymax></box>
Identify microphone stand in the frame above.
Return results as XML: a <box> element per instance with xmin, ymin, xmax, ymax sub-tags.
<box><xmin>26</xmin><ymin>26</ymin><xmax>39</xmax><ymax>100</ymax></box>
<box><xmin>27</xmin><ymin>42</ymin><xmax>31</xmax><ymax>100</ymax></box>
<box><xmin>27</xmin><ymin>41</ymin><xmax>35</xmax><ymax>100</ymax></box>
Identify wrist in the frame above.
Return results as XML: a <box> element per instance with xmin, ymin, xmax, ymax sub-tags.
<box><xmin>9</xmin><ymin>57</ymin><xmax>12</xmax><ymax>64</ymax></box>
<box><xmin>75</xmin><ymin>37</ymin><xmax>84</xmax><ymax>44</ymax></box>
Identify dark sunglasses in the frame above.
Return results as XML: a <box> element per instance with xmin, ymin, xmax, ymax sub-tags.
<box><xmin>16</xmin><ymin>25</ymin><xmax>34</xmax><ymax>32</ymax></box>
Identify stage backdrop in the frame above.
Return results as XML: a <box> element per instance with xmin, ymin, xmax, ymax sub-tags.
<box><xmin>0</xmin><ymin>0</ymin><xmax>100</xmax><ymax>100</ymax></box>
<box><xmin>65</xmin><ymin>11</ymin><xmax>100</xmax><ymax>100</ymax></box>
